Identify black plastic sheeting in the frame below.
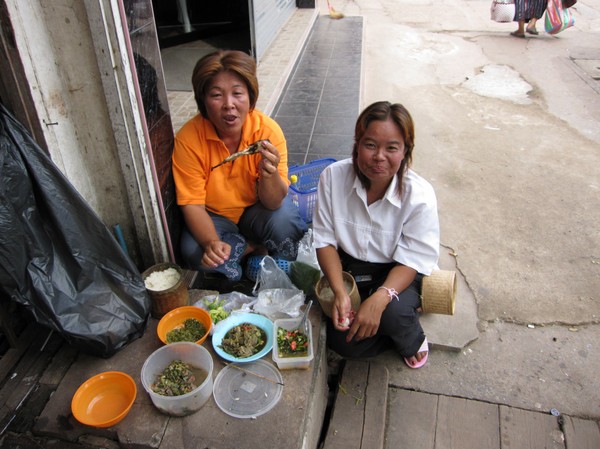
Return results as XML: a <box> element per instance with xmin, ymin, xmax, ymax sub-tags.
<box><xmin>0</xmin><ymin>103</ymin><xmax>151</xmax><ymax>358</ymax></box>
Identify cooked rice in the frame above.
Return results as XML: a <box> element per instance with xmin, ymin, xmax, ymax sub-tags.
<box><xmin>144</xmin><ymin>267</ymin><xmax>180</xmax><ymax>291</ymax></box>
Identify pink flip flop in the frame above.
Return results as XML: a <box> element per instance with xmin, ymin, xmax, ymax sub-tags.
<box><xmin>404</xmin><ymin>337</ymin><xmax>429</xmax><ymax>369</ymax></box>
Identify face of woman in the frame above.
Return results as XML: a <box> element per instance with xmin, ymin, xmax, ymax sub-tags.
<box><xmin>204</xmin><ymin>71</ymin><xmax>250</xmax><ymax>138</ymax></box>
<box><xmin>356</xmin><ymin>118</ymin><xmax>406</xmax><ymax>187</ymax></box>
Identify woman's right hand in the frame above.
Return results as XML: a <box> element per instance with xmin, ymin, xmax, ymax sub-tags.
<box><xmin>201</xmin><ymin>240</ymin><xmax>231</xmax><ymax>268</ymax></box>
<box><xmin>332</xmin><ymin>293</ymin><xmax>353</xmax><ymax>331</ymax></box>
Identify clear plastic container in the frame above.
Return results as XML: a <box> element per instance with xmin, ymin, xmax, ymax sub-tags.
<box><xmin>272</xmin><ymin>318</ymin><xmax>314</xmax><ymax>370</ymax></box>
<box><xmin>141</xmin><ymin>342</ymin><xmax>213</xmax><ymax>416</ymax></box>
<box><xmin>212</xmin><ymin>360</ymin><xmax>283</xmax><ymax>419</ymax></box>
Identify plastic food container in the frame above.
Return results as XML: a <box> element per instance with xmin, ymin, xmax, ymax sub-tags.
<box><xmin>213</xmin><ymin>360</ymin><xmax>283</xmax><ymax>419</ymax></box>
<box><xmin>141</xmin><ymin>342</ymin><xmax>214</xmax><ymax>416</ymax></box>
<box><xmin>272</xmin><ymin>317</ymin><xmax>314</xmax><ymax>370</ymax></box>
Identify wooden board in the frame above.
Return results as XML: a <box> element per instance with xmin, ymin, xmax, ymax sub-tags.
<box><xmin>323</xmin><ymin>360</ymin><xmax>369</xmax><ymax>449</ymax></box>
<box><xmin>436</xmin><ymin>395</ymin><xmax>500</xmax><ymax>449</ymax></box>
<box><xmin>323</xmin><ymin>360</ymin><xmax>389</xmax><ymax>449</ymax></box>
<box><xmin>499</xmin><ymin>406</ymin><xmax>564</xmax><ymax>449</ymax></box>
<box><xmin>385</xmin><ymin>388</ymin><xmax>437</xmax><ymax>449</ymax></box>
<box><xmin>362</xmin><ymin>362</ymin><xmax>389</xmax><ymax>449</ymax></box>
<box><xmin>562</xmin><ymin>416</ymin><xmax>600</xmax><ymax>449</ymax></box>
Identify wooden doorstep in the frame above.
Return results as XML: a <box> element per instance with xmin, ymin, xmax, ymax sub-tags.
<box><xmin>323</xmin><ymin>359</ymin><xmax>389</xmax><ymax>449</ymax></box>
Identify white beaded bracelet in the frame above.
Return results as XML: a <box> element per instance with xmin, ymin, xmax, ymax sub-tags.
<box><xmin>377</xmin><ymin>286</ymin><xmax>399</xmax><ymax>302</ymax></box>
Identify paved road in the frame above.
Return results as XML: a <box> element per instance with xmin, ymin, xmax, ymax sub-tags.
<box><xmin>321</xmin><ymin>0</ymin><xmax>600</xmax><ymax>420</ymax></box>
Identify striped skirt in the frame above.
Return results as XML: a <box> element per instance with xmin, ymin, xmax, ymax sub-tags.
<box><xmin>514</xmin><ymin>0</ymin><xmax>548</xmax><ymax>21</ymax></box>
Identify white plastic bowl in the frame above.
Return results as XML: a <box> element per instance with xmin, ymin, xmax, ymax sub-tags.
<box><xmin>141</xmin><ymin>342</ymin><xmax>213</xmax><ymax>416</ymax></box>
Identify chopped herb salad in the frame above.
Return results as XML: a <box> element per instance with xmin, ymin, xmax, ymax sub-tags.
<box><xmin>276</xmin><ymin>327</ymin><xmax>309</xmax><ymax>357</ymax></box>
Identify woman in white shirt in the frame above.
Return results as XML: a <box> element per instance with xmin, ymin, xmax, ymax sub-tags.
<box><xmin>313</xmin><ymin>101</ymin><xmax>439</xmax><ymax>368</ymax></box>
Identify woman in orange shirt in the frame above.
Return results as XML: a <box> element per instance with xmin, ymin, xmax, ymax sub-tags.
<box><xmin>172</xmin><ymin>50</ymin><xmax>307</xmax><ymax>281</ymax></box>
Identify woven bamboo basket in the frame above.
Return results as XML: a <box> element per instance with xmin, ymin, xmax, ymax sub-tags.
<box><xmin>142</xmin><ymin>262</ymin><xmax>189</xmax><ymax>319</ymax></box>
<box><xmin>421</xmin><ymin>270</ymin><xmax>457</xmax><ymax>315</ymax></box>
<box><xmin>315</xmin><ymin>272</ymin><xmax>361</xmax><ymax>318</ymax></box>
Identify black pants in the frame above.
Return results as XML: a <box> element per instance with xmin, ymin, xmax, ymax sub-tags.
<box><xmin>326</xmin><ymin>249</ymin><xmax>425</xmax><ymax>358</ymax></box>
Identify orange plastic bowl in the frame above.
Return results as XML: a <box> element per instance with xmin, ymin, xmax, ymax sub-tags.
<box><xmin>157</xmin><ymin>306</ymin><xmax>213</xmax><ymax>345</ymax></box>
<box><xmin>71</xmin><ymin>371</ymin><xmax>136</xmax><ymax>428</ymax></box>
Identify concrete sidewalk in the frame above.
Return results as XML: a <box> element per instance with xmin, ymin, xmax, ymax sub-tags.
<box><xmin>3</xmin><ymin>1</ymin><xmax>600</xmax><ymax>448</ymax></box>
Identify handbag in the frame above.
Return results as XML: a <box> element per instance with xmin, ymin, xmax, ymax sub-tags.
<box><xmin>563</xmin><ymin>0</ymin><xmax>577</xmax><ymax>7</ymax></box>
<box><xmin>545</xmin><ymin>0</ymin><xmax>575</xmax><ymax>34</ymax></box>
<box><xmin>490</xmin><ymin>0</ymin><xmax>515</xmax><ymax>23</ymax></box>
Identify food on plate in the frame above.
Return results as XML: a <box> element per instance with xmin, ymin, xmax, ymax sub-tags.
<box><xmin>151</xmin><ymin>360</ymin><xmax>207</xmax><ymax>396</ymax></box>
<box><xmin>220</xmin><ymin>322</ymin><xmax>266</xmax><ymax>358</ymax></box>
<box><xmin>166</xmin><ymin>318</ymin><xmax>207</xmax><ymax>343</ymax></box>
<box><xmin>276</xmin><ymin>327</ymin><xmax>309</xmax><ymax>357</ymax></box>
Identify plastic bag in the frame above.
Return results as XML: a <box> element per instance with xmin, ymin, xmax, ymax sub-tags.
<box><xmin>254</xmin><ymin>288</ymin><xmax>305</xmax><ymax>320</ymax></box>
<box><xmin>290</xmin><ymin>230</ymin><xmax>321</xmax><ymax>295</ymax></box>
<box><xmin>545</xmin><ymin>0</ymin><xmax>575</xmax><ymax>34</ymax></box>
<box><xmin>194</xmin><ymin>291</ymin><xmax>257</xmax><ymax>315</ymax></box>
<box><xmin>252</xmin><ymin>255</ymin><xmax>297</xmax><ymax>292</ymax></box>
<box><xmin>0</xmin><ymin>103</ymin><xmax>150</xmax><ymax>357</ymax></box>
<box><xmin>252</xmin><ymin>256</ymin><xmax>305</xmax><ymax>320</ymax></box>
<box><xmin>194</xmin><ymin>291</ymin><xmax>257</xmax><ymax>334</ymax></box>
<box><xmin>295</xmin><ymin>229</ymin><xmax>320</xmax><ymax>270</ymax></box>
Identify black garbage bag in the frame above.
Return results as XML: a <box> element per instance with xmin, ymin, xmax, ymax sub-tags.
<box><xmin>0</xmin><ymin>103</ymin><xmax>151</xmax><ymax>357</ymax></box>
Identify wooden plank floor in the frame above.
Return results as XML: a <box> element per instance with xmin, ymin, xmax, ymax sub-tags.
<box><xmin>386</xmin><ymin>388</ymin><xmax>600</xmax><ymax>449</ymax></box>
<box><xmin>323</xmin><ymin>360</ymin><xmax>389</xmax><ymax>449</ymax></box>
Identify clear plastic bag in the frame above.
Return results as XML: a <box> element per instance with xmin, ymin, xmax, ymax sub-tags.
<box><xmin>296</xmin><ymin>229</ymin><xmax>320</xmax><ymax>270</ymax></box>
<box><xmin>252</xmin><ymin>256</ymin><xmax>305</xmax><ymax>320</ymax></box>
<box><xmin>290</xmin><ymin>229</ymin><xmax>322</xmax><ymax>295</ymax></box>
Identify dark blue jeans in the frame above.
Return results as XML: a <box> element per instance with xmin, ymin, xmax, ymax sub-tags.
<box><xmin>180</xmin><ymin>197</ymin><xmax>308</xmax><ymax>277</ymax></box>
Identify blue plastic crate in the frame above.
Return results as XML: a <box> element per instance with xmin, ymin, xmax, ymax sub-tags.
<box><xmin>287</xmin><ymin>158</ymin><xmax>336</xmax><ymax>223</ymax></box>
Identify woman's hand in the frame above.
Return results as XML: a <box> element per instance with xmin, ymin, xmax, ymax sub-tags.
<box><xmin>345</xmin><ymin>294</ymin><xmax>388</xmax><ymax>343</ymax></box>
<box><xmin>258</xmin><ymin>140</ymin><xmax>280</xmax><ymax>179</ymax></box>
<box><xmin>332</xmin><ymin>293</ymin><xmax>353</xmax><ymax>331</ymax></box>
<box><xmin>256</xmin><ymin>140</ymin><xmax>287</xmax><ymax>209</ymax></box>
<box><xmin>201</xmin><ymin>239</ymin><xmax>231</xmax><ymax>268</ymax></box>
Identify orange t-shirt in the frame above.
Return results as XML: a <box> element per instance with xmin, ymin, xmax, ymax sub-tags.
<box><xmin>172</xmin><ymin>109</ymin><xmax>290</xmax><ymax>224</ymax></box>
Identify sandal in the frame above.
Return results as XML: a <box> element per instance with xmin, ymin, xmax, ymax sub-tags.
<box><xmin>510</xmin><ymin>31</ymin><xmax>526</xmax><ymax>38</ymax></box>
<box><xmin>526</xmin><ymin>28</ymin><xmax>539</xmax><ymax>35</ymax></box>
<box><xmin>404</xmin><ymin>337</ymin><xmax>429</xmax><ymax>369</ymax></box>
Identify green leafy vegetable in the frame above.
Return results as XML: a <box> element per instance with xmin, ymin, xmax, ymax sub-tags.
<box><xmin>220</xmin><ymin>323</ymin><xmax>266</xmax><ymax>358</ymax></box>
<box><xmin>151</xmin><ymin>360</ymin><xmax>197</xmax><ymax>396</ymax></box>
<box><xmin>277</xmin><ymin>327</ymin><xmax>309</xmax><ymax>357</ymax></box>
<box><xmin>202</xmin><ymin>296</ymin><xmax>230</xmax><ymax>324</ymax></box>
<box><xmin>166</xmin><ymin>318</ymin><xmax>206</xmax><ymax>343</ymax></box>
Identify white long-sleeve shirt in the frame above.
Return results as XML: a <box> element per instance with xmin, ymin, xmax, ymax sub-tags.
<box><xmin>312</xmin><ymin>159</ymin><xmax>440</xmax><ymax>275</ymax></box>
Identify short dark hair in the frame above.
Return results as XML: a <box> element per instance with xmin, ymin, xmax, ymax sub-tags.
<box><xmin>191</xmin><ymin>50</ymin><xmax>259</xmax><ymax>118</ymax></box>
<box><xmin>352</xmin><ymin>101</ymin><xmax>415</xmax><ymax>194</ymax></box>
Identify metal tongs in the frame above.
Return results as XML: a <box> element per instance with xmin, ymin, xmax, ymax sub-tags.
<box><xmin>210</xmin><ymin>139</ymin><xmax>270</xmax><ymax>171</ymax></box>
<box><xmin>293</xmin><ymin>300</ymin><xmax>313</xmax><ymax>334</ymax></box>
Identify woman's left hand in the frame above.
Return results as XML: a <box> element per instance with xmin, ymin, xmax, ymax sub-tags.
<box><xmin>258</xmin><ymin>140</ymin><xmax>280</xmax><ymax>178</ymax></box>
<box><xmin>345</xmin><ymin>297</ymin><xmax>387</xmax><ymax>343</ymax></box>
